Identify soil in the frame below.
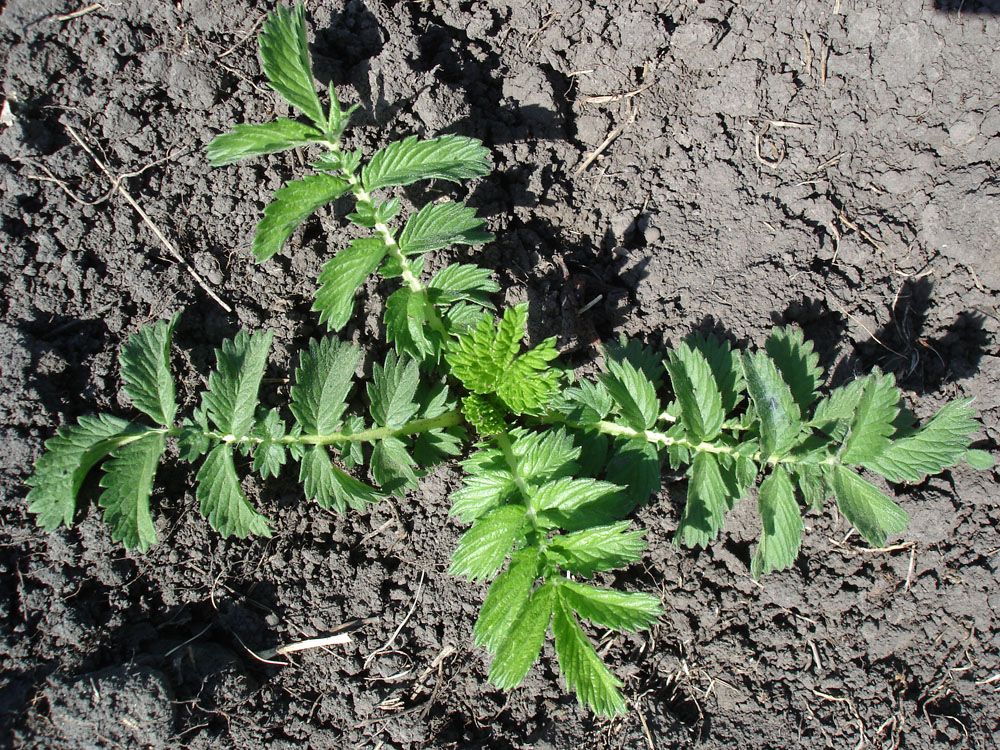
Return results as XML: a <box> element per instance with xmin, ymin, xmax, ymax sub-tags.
<box><xmin>1</xmin><ymin>0</ymin><xmax>998</xmax><ymax>748</ymax></box>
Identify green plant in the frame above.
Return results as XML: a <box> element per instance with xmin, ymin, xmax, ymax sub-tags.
<box><xmin>26</xmin><ymin>4</ymin><xmax>993</xmax><ymax>718</ymax></box>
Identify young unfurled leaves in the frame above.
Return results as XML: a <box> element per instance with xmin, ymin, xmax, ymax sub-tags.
<box><xmin>206</xmin><ymin>120</ymin><xmax>324</xmax><ymax>167</ymax></box>
<box><xmin>254</xmin><ymin>174</ymin><xmax>349</xmax><ymax>262</ymax></box>
<box><xmin>258</xmin><ymin>3</ymin><xmax>326</xmax><ymax>128</ymax></box>
<box><xmin>362</xmin><ymin>135</ymin><xmax>491</xmax><ymax>191</ymax></box>
<box><xmin>201</xmin><ymin>330</ymin><xmax>273</xmax><ymax>438</ymax></box>
<box><xmin>195</xmin><ymin>443</ymin><xmax>272</xmax><ymax>538</ymax></box>
<box><xmin>750</xmin><ymin>465</ymin><xmax>803</xmax><ymax>577</ymax></box>
<box><xmin>120</xmin><ymin>313</ymin><xmax>179</xmax><ymax>427</ymax></box>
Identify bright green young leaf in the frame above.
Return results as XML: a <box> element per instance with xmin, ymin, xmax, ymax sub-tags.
<box><xmin>201</xmin><ymin>329</ymin><xmax>273</xmax><ymax>438</ymax></box>
<box><xmin>548</xmin><ymin>521</ymin><xmax>647</xmax><ymax>577</ymax></box>
<box><xmin>840</xmin><ymin>373</ymin><xmax>900</xmax><ymax>465</ymax></box>
<box><xmin>863</xmin><ymin>398</ymin><xmax>984</xmax><ymax>482</ymax></box>
<box><xmin>449</xmin><ymin>503</ymin><xmax>527</xmax><ymax>582</ymax></box>
<box><xmin>750</xmin><ymin>465</ymin><xmax>803</xmax><ymax>577</ymax></box>
<box><xmin>300</xmin><ymin>445</ymin><xmax>379</xmax><ymax>512</ymax></box>
<box><xmin>119</xmin><ymin>312</ymin><xmax>179</xmax><ymax>426</ymax></box>
<box><xmin>428</xmin><ymin>264</ymin><xmax>499</xmax><ymax>307</ymax></box>
<box><xmin>765</xmin><ymin>326</ymin><xmax>823</xmax><ymax>412</ymax></box>
<box><xmin>398</xmin><ymin>201</ymin><xmax>492</xmax><ymax>256</ymax></box>
<box><xmin>254</xmin><ymin>174</ymin><xmax>349</xmax><ymax>262</ymax></box>
<box><xmin>258</xmin><ymin>3</ymin><xmax>326</xmax><ymax>127</ymax></box>
<box><xmin>496</xmin><ymin>338</ymin><xmax>560</xmax><ymax>415</ymax></box>
<box><xmin>674</xmin><ymin>451</ymin><xmax>736</xmax><ymax>548</ymax></box>
<box><xmin>474</xmin><ymin>548</ymin><xmax>541</xmax><ymax>652</ymax></box>
<box><xmin>368</xmin><ymin>351</ymin><xmax>421</xmax><ymax>428</ymax></box>
<box><xmin>26</xmin><ymin>415</ymin><xmax>134</xmax><ymax>531</ymax></box>
<box><xmin>195</xmin><ymin>443</ymin><xmax>272</xmax><ymax>538</ymax></box>
<box><xmin>685</xmin><ymin>333</ymin><xmax>745</xmax><ymax>414</ymax></box>
<box><xmin>460</xmin><ymin>393</ymin><xmax>508</xmax><ymax>437</ymax></box>
<box><xmin>532</xmin><ymin>477</ymin><xmax>622</xmax><ymax>531</ymax></box>
<box><xmin>371</xmin><ymin>436</ymin><xmax>421</xmax><ymax>494</ymax></box>
<box><xmin>558</xmin><ymin>580</ymin><xmax>661</xmax><ymax>632</ymax></box>
<box><xmin>206</xmin><ymin>119</ymin><xmax>324</xmax><ymax>167</ymax></box>
<box><xmin>551</xmin><ymin>592</ymin><xmax>626</xmax><ymax>717</ymax></box>
<box><xmin>313</xmin><ymin>237</ymin><xmax>388</xmax><ymax>330</ymax></box>
<box><xmin>290</xmin><ymin>336</ymin><xmax>360</xmax><ymax>435</ymax></box>
<box><xmin>98</xmin><ymin>433</ymin><xmax>165</xmax><ymax>552</ymax></box>
<box><xmin>489</xmin><ymin>583</ymin><xmax>555</xmax><ymax>690</ymax></box>
<box><xmin>741</xmin><ymin>350</ymin><xmax>802</xmax><ymax>460</ymax></box>
<box><xmin>362</xmin><ymin>135</ymin><xmax>491</xmax><ymax>191</ymax></box>
<box><xmin>513</xmin><ymin>428</ymin><xmax>580</xmax><ymax>484</ymax></box>
<box><xmin>828</xmin><ymin>464</ymin><xmax>909</xmax><ymax>547</ymax></box>
<box><xmin>450</xmin><ymin>448</ymin><xmax>515</xmax><ymax>522</ymax></box>
<box><xmin>664</xmin><ymin>341</ymin><xmax>724</xmax><ymax>442</ymax></box>
<box><xmin>600</xmin><ymin>358</ymin><xmax>659</xmax><ymax>431</ymax></box>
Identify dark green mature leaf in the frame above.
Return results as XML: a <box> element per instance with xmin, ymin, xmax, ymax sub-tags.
<box><xmin>98</xmin><ymin>433</ymin><xmax>165</xmax><ymax>552</ymax></box>
<box><xmin>552</xmin><ymin>592</ymin><xmax>626</xmax><ymax>717</ymax></box>
<box><xmin>120</xmin><ymin>313</ymin><xmax>179</xmax><ymax>426</ymax></box>
<box><xmin>489</xmin><ymin>583</ymin><xmax>555</xmax><ymax>690</ymax></box>
<box><xmin>206</xmin><ymin>119</ymin><xmax>324</xmax><ymax>166</ymax></box>
<box><xmin>562</xmin><ymin>380</ymin><xmax>613</xmax><ymax>424</ymax></box>
<box><xmin>314</xmin><ymin>237</ymin><xmax>389</xmax><ymax>330</ymax></box>
<box><xmin>558</xmin><ymin>580</ymin><xmax>661</xmax><ymax>632</ymax></box>
<box><xmin>258</xmin><ymin>3</ymin><xmax>326</xmax><ymax>126</ymax></box>
<box><xmin>750</xmin><ymin>465</ymin><xmax>803</xmax><ymax>577</ymax></box>
<box><xmin>765</xmin><ymin>326</ymin><xmax>823</xmax><ymax>412</ymax></box>
<box><xmin>864</xmin><ymin>398</ymin><xmax>984</xmax><ymax>482</ymax></box>
<box><xmin>251</xmin><ymin>410</ymin><xmax>287</xmax><ymax>480</ymax></box>
<box><xmin>362</xmin><ymin>135</ymin><xmax>491</xmax><ymax>191</ymax></box>
<box><xmin>548</xmin><ymin>522</ymin><xmax>648</xmax><ymax>577</ymax></box>
<box><xmin>290</xmin><ymin>336</ymin><xmax>360</xmax><ymax>435</ymax></box>
<box><xmin>201</xmin><ymin>329</ymin><xmax>273</xmax><ymax>438</ymax></box>
<box><xmin>840</xmin><ymin>373</ymin><xmax>899</xmax><ymax>465</ymax></box>
<box><xmin>810</xmin><ymin>379</ymin><xmax>866</xmax><ymax>442</ymax></box>
<box><xmin>27</xmin><ymin>415</ymin><xmax>134</xmax><ymax>531</ymax></box>
<box><xmin>603</xmin><ymin>336</ymin><xmax>664</xmax><ymax>387</ymax></box>
<box><xmin>605</xmin><ymin>438</ymin><xmax>661</xmax><ymax>514</ymax></box>
<box><xmin>195</xmin><ymin>443</ymin><xmax>272</xmax><ymax>538</ymax></box>
<box><xmin>741</xmin><ymin>350</ymin><xmax>802</xmax><ymax>460</ymax></box>
<box><xmin>665</xmin><ymin>341</ymin><xmax>724</xmax><ymax>442</ymax></box>
<box><xmin>686</xmin><ymin>334</ymin><xmax>745</xmax><ymax>414</ymax></box>
<box><xmin>474</xmin><ymin>548</ymin><xmax>541</xmax><ymax>652</ymax></box>
<box><xmin>254</xmin><ymin>174</ymin><xmax>349</xmax><ymax>262</ymax></box>
<box><xmin>449</xmin><ymin>504</ymin><xmax>527</xmax><ymax>582</ymax></box>
<box><xmin>600</xmin><ymin>358</ymin><xmax>659</xmax><ymax>431</ymax></box>
<box><xmin>368</xmin><ymin>351</ymin><xmax>420</xmax><ymax>428</ymax></box>
<box><xmin>829</xmin><ymin>464</ymin><xmax>909</xmax><ymax>547</ymax></box>
<box><xmin>398</xmin><ymin>201</ymin><xmax>492</xmax><ymax>255</ymax></box>
<box><xmin>674</xmin><ymin>451</ymin><xmax>736</xmax><ymax>548</ymax></box>
<box><xmin>300</xmin><ymin>445</ymin><xmax>379</xmax><ymax>511</ymax></box>
<box><xmin>371</xmin><ymin>436</ymin><xmax>421</xmax><ymax>494</ymax></box>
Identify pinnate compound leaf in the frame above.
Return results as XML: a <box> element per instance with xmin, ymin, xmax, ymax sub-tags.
<box><xmin>474</xmin><ymin>548</ymin><xmax>541</xmax><ymax>652</ymax></box>
<box><xmin>290</xmin><ymin>336</ymin><xmax>360</xmax><ymax>435</ymax></box>
<box><xmin>552</xmin><ymin>593</ymin><xmax>626</xmax><ymax>717</ymax></box>
<box><xmin>750</xmin><ymin>465</ymin><xmax>803</xmax><ymax>577</ymax></box>
<box><xmin>548</xmin><ymin>521</ymin><xmax>648</xmax><ymax>577</ymax></box>
<box><xmin>665</xmin><ymin>341</ymin><xmax>724</xmax><ymax>442</ymax></box>
<box><xmin>600</xmin><ymin>358</ymin><xmax>658</xmax><ymax>431</ymax></box>
<box><xmin>829</xmin><ymin>465</ymin><xmax>909</xmax><ymax>547</ymax></box>
<box><xmin>300</xmin><ymin>445</ymin><xmax>379</xmax><ymax>512</ymax></box>
<box><xmin>206</xmin><ymin>119</ymin><xmax>323</xmax><ymax>167</ymax></box>
<box><xmin>765</xmin><ymin>326</ymin><xmax>823</xmax><ymax>412</ymax></box>
<box><xmin>195</xmin><ymin>443</ymin><xmax>272</xmax><ymax>538</ymax></box>
<box><xmin>449</xmin><ymin>504</ymin><xmax>526</xmax><ymax>582</ymax></box>
<box><xmin>201</xmin><ymin>330</ymin><xmax>273</xmax><ymax>438</ymax></box>
<box><xmin>863</xmin><ymin>398</ymin><xmax>984</xmax><ymax>482</ymax></box>
<box><xmin>254</xmin><ymin>174</ymin><xmax>349</xmax><ymax>262</ymax></box>
<box><xmin>558</xmin><ymin>580</ymin><xmax>661</xmax><ymax>633</ymax></box>
<box><xmin>27</xmin><ymin>415</ymin><xmax>134</xmax><ymax>531</ymax></box>
<box><xmin>258</xmin><ymin>3</ymin><xmax>325</xmax><ymax>127</ymax></box>
<box><xmin>398</xmin><ymin>201</ymin><xmax>492</xmax><ymax>255</ymax></box>
<box><xmin>489</xmin><ymin>583</ymin><xmax>554</xmax><ymax>690</ymax></box>
<box><xmin>840</xmin><ymin>373</ymin><xmax>900</xmax><ymax>465</ymax></box>
<box><xmin>362</xmin><ymin>135</ymin><xmax>491</xmax><ymax>191</ymax></box>
<box><xmin>674</xmin><ymin>451</ymin><xmax>736</xmax><ymax>548</ymax></box>
<box><xmin>741</xmin><ymin>350</ymin><xmax>802</xmax><ymax>460</ymax></box>
<box><xmin>314</xmin><ymin>238</ymin><xmax>389</xmax><ymax>330</ymax></box>
<box><xmin>368</xmin><ymin>351</ymin><xmax>420</xmax><ymax>428</ymax></box>
<box><xmin>98</xmin><ymin>433</ymin><xmax>165</xmax><ymax>552</ymax></box>
<box><xmin>120</xmin><ymin>313</ymin><xmax>179</xmax><ymax>426</ymax></box>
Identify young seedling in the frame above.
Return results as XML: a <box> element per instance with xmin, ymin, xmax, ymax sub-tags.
<box><xmin>26</xmin><ymin>3</ymin><xmax>994</xmax><ymax>718</ymax></box>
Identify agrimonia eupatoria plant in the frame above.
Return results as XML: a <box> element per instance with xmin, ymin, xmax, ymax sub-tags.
<box><xmin>26</xmin><ymin>4</ymin><xmax>994</xmax><ymax>718</ymax></box>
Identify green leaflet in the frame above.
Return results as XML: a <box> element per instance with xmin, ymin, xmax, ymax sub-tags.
<box><xmin>474</xmin><ymin>548</ymin><xmax>541</xmax><ymax>652</ymax></box>
<box><xmin>98</xmin><ymin>433</ymin><xmax>165</xmax><ymax>552</ymax></box>
<box><xmin>764</xmin><ymin>326</ymin><xmax>823</xmax><ymax>412</ymax></box>
<box><xmin>664</xmin><ymin>341</ymin><xmax>724</xmax><ymax>442</ymax></box>
<box><xmin>119</xmin><ymin>312</ymin><xmax>179</xmax><ymax>426</ymax></box>
<box><xmin>314</xmin><ymin>237</ymin><xmax>389</xmax><ymax>330</ymax></box>
<box><xmin>368</xmin><ymin>351</ymin><xmax>421</xmax><ymax>428</ymax></box>
<box><xmin>290</xmin><ymin>336</ymin><xmax>360</xmax><ymax>435</ymax></box>
<box><xmin>254</xmin><ymin>174</ymin><xmax>349</xmax><ymax>262</ymax></box>
<box><xmin>600</xmin><ymin>357</ymin><xmax>659</xmax><ymax>431</ymax></box>
<box><xmin>362</xmin><ymin>135</ymin><xmax>491</xmax><ymax>191</ymax></box>
<box><xmin>489</xmin><ymin>583</ymin><xmax>554</xmax><ymax>690</ymax></box>
<box><xmin>674</xmin><ymin>451</ymin><xmax>739</xmax><ymax>548</ymax></box>
<box><xmin>604</xmin><ymin>438</ymin><xmax>661</xmax><ymax>514</ymax></box>
<box><xmin>449</xmin><ymin>504</ymin><xmax>527</xmax><ymax>582</ymax></box>
<box><xmin>603</xmin><ymin>336</ymin><xmax>664</xmax><ymax>387</ymax></box>
<box><xmin>206</xmin><ymin>119</ymin><xmax>324</xmax><ymax>167</ymax></box>
<box><xmin>840</xmin><ymin>373</ymin><xmax>900</xmax><ymax>465</ymax></box>
<box><xmin>370</xmin><ymin>436</ymin><xmax>421</xmax><ymax>494</ymax></box>
<box><xmin>195</xmin><ymin>443</ymin><xmax>272</xmax><ymax>538</ymax></box>
<box><xmin>428</xmin><ymin>264</ymin><xmax>499</xmax><ymax>308</ymax></box>
<box><xmin>201</xmin><ymin>329</ymin><xmax>273</xmax><ymax>438</ymax></box>
<box><xmin>828</xmin><ymin>464</ymin><xmax>909</xmax><ymax>547</ymax></box>
<box><xmin>251</xmin><ymin>409</ymin><xmax>287</xmax><ymax>480</ymax></box>
<box><xmin>300</xmin><ymin>445</ymin><xmax>379</xmax><ymax>512</ymax></box>
<box><xmin>552</xmin><ymin>591</ymin><xmax>626</xmax><ymax>717</ymax></box>
<box><xmin>741</xmin><ymin>350</ymin><xmax>802</xmax><ymax>460</ymax></box>
<box><xmin>750</xmin><ymin>465</ymin><xmax>803</xmax><ymax>577</ymax></box>
<box><xmin>398</xmin><ymin>201</ymin><xmax>493</xmax><ymax>255</ymax></box>
<box><xmin>258</xmin><ymin>3</ymin><xmax>326</xmax><ymax>127</ymax></box>
<box><xmin>685</xmin><ymin>333</ymin><xmax>745</xmax><ymax>414</ymax></box>
<box><xmin>547</xmin><ymin>521</ymin><xmax>648</xmax><ymax>577</ymax></box>
<box><xmin>532</xmin><ymin>477</ymin><xmax>622</xmax><ymax>532</ymax></box>
<box><xmin>26</xmin><ymin>415</ymin><xmax>135</xmax><ymax>531</ymax></box>
<box><xmin>558</xmin><ymin>579</ymin><xmax>661</xmax><ymax>633</ymax></box>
